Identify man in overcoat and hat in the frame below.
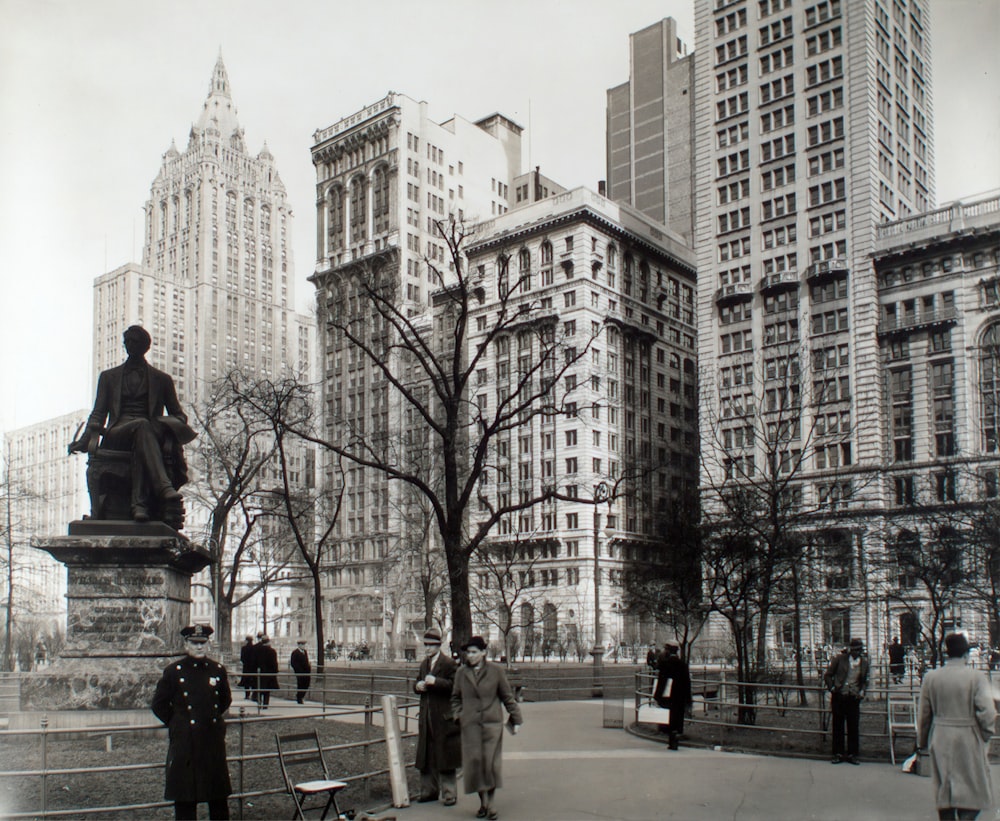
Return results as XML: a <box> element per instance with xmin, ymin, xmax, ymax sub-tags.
<box><xmin>414</xmin><ymin>627</ymin><xmax>461</xmax><ymax>805</ymax></box>
<box><xmin>917</xmin><ymin>632</ymin><xmax>996</xmax><ymax>820</ymax></box>
<box><xmin>653</xmin><ymin>639</ymin><xmax>692</xmax><ymax>749</ymax></box>
<box><xmin>290</xmin><ymin>639</ymin><xmax>311</xmax><ymax>704</ymax></box>
<box><xmin>823</xmin><ymin>637</ymin><xmax>870</xmax><ymax>764</ymax></box>
<box><xmin>151</xmin><ymin>624</ymin><xmax>232</xmax><ymax>820</ymax></box>
<box><xmin>254</xmin><ymin>635</ymin><xmax>279</xmax><ymax>708</ymax></box>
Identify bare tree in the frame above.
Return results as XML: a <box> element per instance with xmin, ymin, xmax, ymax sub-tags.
<box><xmin>187</xmin><ymin>369</ymin><xmax>285</xmax><ymax>651</ymax></box>
<box><xmin>967</xmin><ymin>494</ymin><xmax>1000</xmax><ymax>647</ymax></box>
<box><xmin>698</xmin><ymin>334</ymin><xmax>877</xmax><ymax>721</ymax></box>
<box><xmin>878</xmin><ymin>470</ymin><xmax>977</xmax><ymax>668</ymax></box>
<box><xmin>471</xmin><ymin>534</ymin><xmax>552</xmax><ymax>665</ymax></box>
<box><xmin>298</xmin><ymin>216</ymin><xmax>597</xmax><ymax>645</ymax></box>
<box><xmin>620</xmin><ymin>490</ymin><xmax>706</xmax><ymax>661</ymax></box>
<box><xmin>232</xmin><ymin>373</ymin><xmax>345</xmax><ymax>673</ymax></box>
<box><xmin>1</xmin><ymin>440</ymin><xmax>43</xmax><ymax>672</ymax></box>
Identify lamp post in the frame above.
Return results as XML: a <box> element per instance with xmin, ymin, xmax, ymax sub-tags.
<box><xmin>591</xmin><ymin>481</ymin><xmax>610</xmax><ymax>697</ymax></box>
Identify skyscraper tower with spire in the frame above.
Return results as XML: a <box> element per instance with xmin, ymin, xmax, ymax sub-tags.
<box><xmin>93</xmin><ymin>54</ymin><xmax>312</xmax><ymax>399</ymax></box>
<box><xmin>91</xmin><ymin>56</ymin><xmax>314</xmax><ymax>640</ymax></box>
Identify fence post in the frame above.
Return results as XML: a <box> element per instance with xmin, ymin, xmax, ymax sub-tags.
<box><xmin>40</xmin><ymin>715</ymin><xmax>49</xmax><ymax>816</ymax></box>
<box><xmin>380</xmin><ymin>695</ymin><xmax>410</xmax><ymax>808</ymax></box>
<box><xmin>238</xmin><ymin>707</ymin><xmax>246</xmax><ymax>821</ymax></box>
<box><xmin>363</xmin><ymin>696</ymin><xmax>372</xmax><ymax>803</ymax></box>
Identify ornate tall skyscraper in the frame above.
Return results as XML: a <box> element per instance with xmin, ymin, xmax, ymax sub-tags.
<box><xmin>90</xmin><ymin>56</ymin><xmax>314</xmax><ymax>642</ymax></box>
<box><xmin>93</xmin><ymin>55</ymin><xmax>312</xmax><ymax>399</ymax></box>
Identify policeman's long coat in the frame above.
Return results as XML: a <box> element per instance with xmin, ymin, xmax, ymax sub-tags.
<box><xmin>450</xmin><ymin>661</ymin><xmax>522</xmax><ymax>794</ymax></box>
<box><xmin>414</xmin><ymin>652</ymin><xmax>462</xmax><ymax>773</ymax></box>
<box><xmin>151</xmin><ymin>655</ymin><xmax>233</xmax><ymax>802</ymax></box>
<box><xmin>917</xmin><ymin>658</ymin><xmax>996</xmax><ymax>811</ymax></box>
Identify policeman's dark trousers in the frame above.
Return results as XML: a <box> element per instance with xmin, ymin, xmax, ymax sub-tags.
<box><xmin>938</xmin><ymin>810</ymin><xmax>980</xmax><ymax>820</ymax></box>
<box><xmin>174</xmin><ymin>799</ymin><xmax>229</xmax><ymax>820</ymax></box>
<box><xmin>830</xmin><ymin>692</ymin><xmax>861</xmax><ymax>757</ymax></box>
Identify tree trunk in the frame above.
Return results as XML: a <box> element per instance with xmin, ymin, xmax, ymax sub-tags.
<box><xmin>791</xmin><ymin>564</ymin><xmax>808</xmax><ymax>706</ymax></box>
<box><xmin>313</xmin><ymin>572</ymin><xmax>325</xmax><ymax>674</ymax></box>
<box><xmin>446</xmin><ymin>544</ymin><xmax>472</xmax><ymax>648</ymax></box>
<box><xmin>217</xmin><ymin>600</ymin><xmax>234</xmax><ymax>659</ymax></box>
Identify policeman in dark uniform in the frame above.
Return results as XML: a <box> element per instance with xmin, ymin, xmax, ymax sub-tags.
<box><xmin>151</xmin><ymin>624</ymin><xmax>232</xmax><ymax>820</ymax></box>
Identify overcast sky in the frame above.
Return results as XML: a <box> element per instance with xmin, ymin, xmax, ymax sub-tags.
<box><xmin>1</xmin><ymin>0</ymin><xmax>998</xmax><ymax>435</ymax></box>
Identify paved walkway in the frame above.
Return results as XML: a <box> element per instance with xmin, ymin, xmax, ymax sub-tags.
<box><xmin>387</xmin><ymin>699</ymin><xmax>978</xmax><ymax>821</ymax></box>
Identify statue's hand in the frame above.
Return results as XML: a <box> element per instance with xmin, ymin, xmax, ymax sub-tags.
<box><xmin>68</xmin><ymin>426</ymin><xmax>103</xmax><ymax>455</ymax></box>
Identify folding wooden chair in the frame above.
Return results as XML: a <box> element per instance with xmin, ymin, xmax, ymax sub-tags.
<box><xmin>275</xmin><ymin>731</ymin><xmax>348</xmax><ymax>820</ymax></box>
<box><xmin>887</xmin><ymin>696</ymin><xmax>918</xmax><ymax>766</ymax></box>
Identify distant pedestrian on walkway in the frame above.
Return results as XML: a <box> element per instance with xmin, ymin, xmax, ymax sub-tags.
<box><xmin>824</xmin><ymin>637</ymin><xmax>869</xmax><ymax>765</ymax></box>
<box><xmin>414</xmin><ymin>627</ymin><xmax>461</xmax><ymax>806</ymax></box>
<box><xmin>238</xmin><ymin>636</ymin><xmax>255</xmax><ymax>700</ymax></box>
<box><xmin>653</xmin><ymin>639</ymin><xmax>692</xmax><ymax>750</ymax></box>
<box><xmin>255</xmin><ymin>635</ymin><xmax>279</xmax><ymax>708</ymax></box>
<box><xmin>917</xmin><ymin>632</ymin><xmax>996</xmax><ymax>820</ymax></box>
<box><xmin>290</xmin><ymin>639</ymin><xmax>311</xmax><ymax>704</ymax></box>
<box><xmin>151</xmin><ymin>624</ymin><xmax>232</xmax><ymax>820</ymax></box>
<box><xmin>645</xmin><ymin>644</ymin><xmax>658</xmax><ymax>670</ymax></box>
<box><xmin>451</xmin><ymin>636</ymin><xmax>523</xmax><ymax>820</ymax></box>
<box><xmin>888</xmin><ymin>637</ymin><xmax>906</xmax><ymax>685</ymax></box>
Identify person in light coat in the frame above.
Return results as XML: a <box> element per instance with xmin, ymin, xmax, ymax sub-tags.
<box><xmin>917</xmin><ymin>632</ymin><xmax>997</xmax><ymax>820</ymax></box>
<box><xmin>450</xmin><ymin>636</ymin><xmax>523</xmax><ymax>820</ymax></box>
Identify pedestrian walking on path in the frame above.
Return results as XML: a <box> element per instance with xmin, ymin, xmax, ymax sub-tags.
<box><xmin>238</xmin><ymin>636</ymin><xmax>255</xmax><ymax>700</ymax></box>
<box><xmin>653</xmin><ymin>639</ymin><xmax>692</xmax><ymax>750</ymax></box>
<box><xmin>255</xmin><ymin>635</ymin><xmax>279</xmax><ymax>708</ymax></box>
<box><xmin>151</xmin><ymin>624</ymin><xmax>232</xmax><ymax>820</ymax></box>
<box><xmin>451</xmin><ymin>636</ymin><xmax>523</xmax><ymax>820</ymax></box>
<box><xmin>917</xmin><ymin>632</ymin><xmax>996</xmax><ymax>820</ymax></box>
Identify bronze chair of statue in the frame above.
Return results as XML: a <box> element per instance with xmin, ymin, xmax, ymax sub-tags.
<box><xmin>70</xmin><ymin>421</ymin><xmax>188</xmax><ymax>531</ymax></box>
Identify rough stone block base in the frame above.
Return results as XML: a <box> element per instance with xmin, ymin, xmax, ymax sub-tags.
<box><xmin>27</xmin><ymin>526</ymin><xmax>213</xmax><ymax>711</ymax></box>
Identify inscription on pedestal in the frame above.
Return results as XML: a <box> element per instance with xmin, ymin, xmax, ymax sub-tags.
<box><xmin>32</xmin><ymin>532</ymin><xmax>212</xmax><ymax>662</ymax></box>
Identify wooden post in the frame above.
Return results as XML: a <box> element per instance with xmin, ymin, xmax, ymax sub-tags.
<box><xmin>381</xmin><ymin>695</ymin><xmax>410</xmax><ymax>808</ymax></box>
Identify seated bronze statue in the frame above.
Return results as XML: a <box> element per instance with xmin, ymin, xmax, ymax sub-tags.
<box><xmin>69</xmin><ymin>325</ymin><xmax>196</xmax><ymax>530</ymax></box>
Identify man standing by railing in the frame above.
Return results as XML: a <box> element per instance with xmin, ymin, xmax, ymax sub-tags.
<box><xmin>824</xmin><ymin>637</ymin><xmax>869</xmax><ymax>765</ymax></box>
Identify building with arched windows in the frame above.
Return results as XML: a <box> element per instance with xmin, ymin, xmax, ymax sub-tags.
<box><xmin>873</xmin><ymin>193</ymin><xmax>1000</xmax><ymax>650</ymax></box>
<box><xmin>310</xmin><ymin>93</ymin><xmax>525</xmax><ymax>654</ymax></box>
<box><xmin>464</xmin><ymin>187</ymin><xmax>697</xmax><ymax>658</ymax></box>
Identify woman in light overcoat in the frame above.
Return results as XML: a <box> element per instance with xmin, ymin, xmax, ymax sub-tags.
<box><xmin>450</xmin><ymin>636</ymin><xmax>523</xmax><ymax>820</ymax></box>
<box><xmin>917</xmin><ymin>632</ymin><xmax>996</xmax><ymax>819</ymax></box>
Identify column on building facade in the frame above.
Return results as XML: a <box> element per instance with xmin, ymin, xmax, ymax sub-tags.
<box><xmin>365</xmin><ymin>165</ymin><xmax>376</xmax><ymax>252</ymax></box>
<box><xmin>317</xmin><ymin>187</ymin><xmax>328</xmax><ymax>261</ymax></box>
<box><xmin>343</xmin><ymin>181</ymin><xmax>353</xmax><ymax>253</ymax></box>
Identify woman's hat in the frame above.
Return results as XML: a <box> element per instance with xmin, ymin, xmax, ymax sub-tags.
<box><xmin>461</xmin><ymin>636</ymin><xmax>487</xmax><ymax>651</ymax></box>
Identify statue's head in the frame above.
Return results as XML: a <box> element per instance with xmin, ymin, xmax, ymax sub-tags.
<box><xmin>123</xmin><ymin>325</ymin><xmax>152</xmax><ymax>357</ymax></box>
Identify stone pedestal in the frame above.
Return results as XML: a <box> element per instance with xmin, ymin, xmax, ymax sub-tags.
<box><xmin>26</xmin><ymin>522</ymin><xmax>212</xmax><ymax>710</ymax></box>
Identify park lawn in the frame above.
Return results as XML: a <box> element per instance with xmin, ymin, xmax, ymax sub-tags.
<box><xmin>0</xmin><ymin>716</ymin><xmax>418</xmax><ymax>820</ymax></box>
